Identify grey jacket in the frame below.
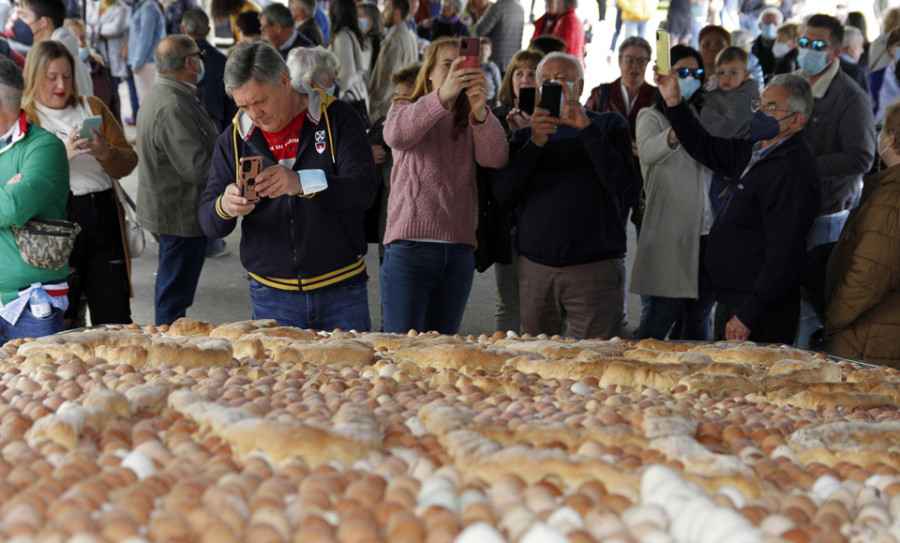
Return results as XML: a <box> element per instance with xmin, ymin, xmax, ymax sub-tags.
<box><xmin>804</xmin><ymin>67</ymin><xmax>876</xmax><ymax>215</ymax></box>
<box><xmin>631</xmin><ymin>106</ymin><xmax>707</xmax><ymax>298</ymax></box>
<box><xmin>136</xmin><ymin>75</ymin><xmax>218</xmax><ymax>237</ymax></box>
<box><xmin>699</xmin><ymin>78</ymin><xmax>759</xmax><ymax>139</ymax></box>
<box><xmin>473</xmin><ymin>0</ymin><xmax>524</xmax><ymax>73</ymax></box>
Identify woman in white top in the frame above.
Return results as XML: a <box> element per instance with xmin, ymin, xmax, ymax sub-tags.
<box><xmin>22</xmin><ymin>41</ymin><xmax>138</xmax><ymax>328</ymax></box>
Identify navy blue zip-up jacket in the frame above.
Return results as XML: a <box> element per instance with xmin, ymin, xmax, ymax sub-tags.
<box><xmin>664</xmin><ymin>99</ymin><xmax>820</xmax><ymax>331</ymax></box>
<box><xmin>199</xmin><ymin>90</ymin><xmax>376</xmax><ymax>292</ymax></box>
<box><xmin>492</xmin><ymin>110</ymin><xmax>633</xmax><ymax>267</ymax></box>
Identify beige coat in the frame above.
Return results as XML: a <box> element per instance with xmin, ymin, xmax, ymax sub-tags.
<box><xmin>630</xmin><ymin>105</ymin><xmax>707</xmax><ymax>298</ymax></box>
<box><xmin>825</xmin><ymin>164</ymin><xmax>900</xmax><ymax>367</ymax></box>
<box><xmin>368</xmin><ymin>23</ymin><xmax>418</xmax><ymax>121</ymax></box>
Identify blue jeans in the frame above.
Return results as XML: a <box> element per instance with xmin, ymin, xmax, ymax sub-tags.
<box><xmin>155</xmin><ymin>234</ymin><xmax>207</xmax><ymax>326</ymax></box>
<box><xmin>623</xmin><ymin>20</ymin><xmax>647</xmax><ymax>39</ymax></box>
<box><xmin>380</xmin><ymin>240</ymin><xmax>474</xmax><ymax>334</ymax></box>
<box><xmin>636</xmin><ymin>236</ymin><xmax>715</xmax><ymax>340</ymax></box>
<box><xmin>249</xmin><ymin>277</ymin><xmax>371</xmax><ymax>331</ymax></box>
<box><xmin>795</xmin><ymin>210</ymin><xmax>851</xmax><ymax>347</ymax></box>
<box><xmin>0</xmin><ymin>306</ymin><xmax>64</xmax><ymax>342</ymax></box>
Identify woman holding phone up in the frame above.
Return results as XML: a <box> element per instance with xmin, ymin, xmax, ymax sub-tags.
<box><xmin>22</xmin><ymin>41</ymin><xmax>137</xmax><ymax>328</ymax></box>
<box><xmin>381</xmin><ymin>36</ymin><xmax>508</xmax><ymax>334</ymax></box>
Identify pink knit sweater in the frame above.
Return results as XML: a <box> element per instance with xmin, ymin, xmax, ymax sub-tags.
<box><xmin>382</xmin><ymin>91</ymin><xmax>509</xmax><ymax>248</ymax></box>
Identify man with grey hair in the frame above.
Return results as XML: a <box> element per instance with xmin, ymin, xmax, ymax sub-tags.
<box><xmin>0</xmin><ymin>56</ymin><xmax>70</xmax><ymax>341</ymax></box>
<box><xmin>260</xmin><ymin>3</ymin><xmax>314</xmax><ymax>60</ymax></box>
<box><xmin>199</xmin><ymin>41</ymin><xmax>376</xmax><ymax>331</ymax></box>
<box><xmin>181</xmin><ymin>8</ymin><xmax>237</xmax><ymax>132</ymax></box>
<box><xmin>289</xmin><ymin>0</ymin><xmax>325</xmax><ymax>46</ymax></box>
<box><xmin>753</xmin><ymin>6</ymin><xmax>782</xmax><ymax>77</ymax></box>
<box><xmin>655</xmin><ymin>70</ymin><xmax>820</xmax><ymax>344</ymax></box>
<box><xmin>494</xmin><ymin>52</ymin><xmax>634</xmax><ymax>339</ymax></box>
<box><xmin>136</xmin><ymin>35</ymin><xmax>219</xmax><ymax>325</ymax></box>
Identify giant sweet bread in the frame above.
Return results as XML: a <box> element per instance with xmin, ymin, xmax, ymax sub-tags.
<box><xmin>3</xmin><ymin>319</ymin><xmax>900</xmax><ymax>542</ymax></box>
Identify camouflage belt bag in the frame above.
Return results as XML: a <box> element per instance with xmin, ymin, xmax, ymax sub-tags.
<box><xmin>11</xmin><ymin>217</ymin><xmax>81</xmax><ymax>269</ymax></box>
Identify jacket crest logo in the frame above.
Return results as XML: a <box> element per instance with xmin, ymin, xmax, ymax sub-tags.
<box><xmin>315</xmin><ymin>130</ymin><xmax>326</xmax><ymax>153</ymax></box>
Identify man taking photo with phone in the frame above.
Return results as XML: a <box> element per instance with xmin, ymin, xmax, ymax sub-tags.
<box><xmin>493</xmin><ymin>51</ymin><xmax>633</xmax><ymax>339</ymax></box>
<box><xmin>199</xmin><ymin>41</ymin><xmax>376</xmax><ymax>331</ymax></box>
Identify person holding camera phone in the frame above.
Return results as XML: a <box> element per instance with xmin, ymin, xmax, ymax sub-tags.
<box><xmin>380</xmin><ymin>36</ymin><xmax>508</xmax><ymax>335</ymax></box>
<box><xmin>22</xmin><ymin>40</ymin><xmax>138</xmax><ymax>329</ymax></box>
<box><xmin>200</xmin><ymin>41</ymin><xmax>376</xmax><ymax>332</ymax></box>
<box><xmin>494</xmin><ymin>51</ymin><xmax>633</xmax><ymax>339</ymax></box>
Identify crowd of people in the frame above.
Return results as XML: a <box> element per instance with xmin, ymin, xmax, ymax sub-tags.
<box><xmin>1</xmin><ymin>0</ymin><xmax>899</xmax><ymax>368</ymax></box>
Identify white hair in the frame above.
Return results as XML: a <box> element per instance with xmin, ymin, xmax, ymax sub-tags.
<box><xmin>286</xmin><ymin>46</ymin><xmax>339</xmax><ymax>94</ymax></box>
<box><xmin>759</xmin><ymin>7</ymin><xmax>784</xmax><ymax>25</ymax></box>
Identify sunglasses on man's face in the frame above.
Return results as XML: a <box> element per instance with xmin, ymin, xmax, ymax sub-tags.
<box><xmin>675</xmin><ymin>67</ymin><xmax>704</xmax><ymax>79</ymax></box>
<box><xmin>797</xmin><ymin>37</ymin><xmax>829</xmax><ymax>51</ymax></box>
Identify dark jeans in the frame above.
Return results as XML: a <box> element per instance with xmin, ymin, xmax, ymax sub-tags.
<box><xmin>0</xmin><ymin>306</ymin><xmax>64</xmax><ymax>342</ymax></box>
<box><xmin>66</xmin><ymin>189</ymin><xmax>131</xmax><ymax>326</ymax></box>
<box><xmin>154</xmin><ymin>234</ymin><xmax>206</xmax><ymax>326</ymax></box>
<box><xmin>714</xmin><ymin>288</ymin><xmax>800</xmax><ymax>344</ymax></box>
<box><xmin>636</xmin><ymin>236</ymin><xmax>715</xmax><ymax>340</ymax></box>
<box><xmin>380</xmin><ymin>240</ymin><xmax>474</xmax><ymax>335</ymax></box>
<box><xmin>249</xmin><ymin>277</ymin><xmax>371</xmax><ymax>331</ymax></box>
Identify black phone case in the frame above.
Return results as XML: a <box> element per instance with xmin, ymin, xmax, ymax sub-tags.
<box><xmin>540</xmin><ymin>82</ymin><xmax>562</xmax><ymax>117</ymax></box>
<box><xmin>518</xmin><ymin>87</ymin><xmax>536</xmax><ymax>114</ymax></box>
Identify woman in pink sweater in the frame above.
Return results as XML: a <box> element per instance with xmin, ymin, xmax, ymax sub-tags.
<box><xmin>381</xmin><ymin>36</ymin><xmax>508</xmax><ymax>334</ymax></box>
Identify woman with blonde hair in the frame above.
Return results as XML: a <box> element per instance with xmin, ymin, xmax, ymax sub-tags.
<box><xmin>22</xmin><ymin>40</ymin><xmax>137</xmax><ymax>328</ymax></box>
<box><xmin>825</xmin><ymin>99</ymin><xmax>900</xmax><ymax>366</ymax></box>
<box><xmin>381</xmin><ymin>36</ymin><xmax>508</xmax><ymax>334</ymax></box>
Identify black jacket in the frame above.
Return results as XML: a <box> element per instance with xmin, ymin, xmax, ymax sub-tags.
<box><xmin>664</xmin><ymin>100</ymin><xmax>820</xmax><ymax>330</ymax></box>
<box><xmin>199</xmin><ymin>90</ymin><xmax>377</xmax><ymax>292</ymax></box>
<box><xmin>493</xmin><ymin>111</ymin><xmax>633</xmax><ymax>267</ymax></box>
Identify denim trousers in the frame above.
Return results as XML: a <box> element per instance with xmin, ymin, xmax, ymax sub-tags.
<box><xmin>380</xmin><ymin>240</ymin><xmax>474</xmax><ymax>335</ymax></box>
<box><xmin>249</xmin><ymin>277</ymin><xmax>371</xmax><ymax>331</ymax></box>
<box><xmin>0</xmin><ymin>306</ymin><xmax>64</xmax><ymax>342</ymax></box>
<box><xmin>636</xmin><ymin>236</ymin><xmax>715</xmax><ymax>340</ymax></box>
<box><xmin>155</xmin><ymin>234</ymin><xmax>207</xmax><ymax>326</ymax></box>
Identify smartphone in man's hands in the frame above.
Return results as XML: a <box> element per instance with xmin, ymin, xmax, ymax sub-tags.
<box><xmin>239</xmin><ymin>156</ymin><xmax>263</xmax><ymax>203</ymax></box>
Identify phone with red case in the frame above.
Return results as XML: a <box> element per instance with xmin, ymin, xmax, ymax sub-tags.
<box><xmin>458</xmin><ymin>37</ymin><xmax>480</xmax><ymax>69</ymax></box>
<box><xmin>239</xmin><ymin>156</ymin><xmax>263</xmax><ymax>203</ymax></box>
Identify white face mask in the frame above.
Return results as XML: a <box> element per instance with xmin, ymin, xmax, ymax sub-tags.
<box><xmin>772</xmin><ymin>41</ymin><xmax>791</xmax><ymax>59</ymax></box>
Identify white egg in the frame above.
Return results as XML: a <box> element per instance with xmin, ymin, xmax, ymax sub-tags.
<box><xmin>813</xmin><ymin>474</ymin><xmax>843</xmax><ymax>501</ymax></box>
<box><xmin>519</xmin><ymin>522</ymin><xmax>568</xmax><ymax>543</ymax></box>
<box><xmin>405</xmin><ymin>417</ymin><xmax>426</xmax><ymax>436</ymax></box>
<box><xmin>459</xmin><ymin>489</ymin><xmax>487</xmax><ymax>510</ymax></box>
<box><xmin>546</xmin><ymin>506</ymin><xmax>584</xmax><ymax>533</ymax></box>
<box><xmin>760</xmin><ymin>513</ymin><xmax>796</xmax><ymax>536</ymax></box>
<box><xmin>571</xmin><ymin>382</ymin><xmax>592</xmax><ymax>396</ymax></box>
<box><xmin>120</xmin><ymin>449</ymin><xmax>156</xmax><ymax>480</ymax></box>
<box><xmin>623</xmin><ymin>504</ymin><xmax>668</xmax><ymax>531</ymax></box>
<box><xmin>716</xmin><ymin>486</ymin><xmax>748</xmax><ymax>510</ymax></box>
<box><xmin>454</xmin><ymin>522</ymin><xmax>506</xmax><ymax>543</ymax></box>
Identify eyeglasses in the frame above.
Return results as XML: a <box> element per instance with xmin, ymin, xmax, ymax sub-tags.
<box><xmin>751</xmin><ymin>99</ymin><xmax>791</xmax><ymax>114</ymax></box>
<box><xmin>183</xmin><ymin>49</ymin><xmax>206</xmax><ymax>61</ymax></box>
<box><xmin>620</xmin><ymin>55</ymin><xmax>650</xmax><ymax>66</ymax></box>
<box><xmin>675</xmin><ymin>67</ymin><xmax>704</xmax><ymax>79</ymax></box>
<box><xmin>797</xmin><ymin>37</ymin><xmax>829</xmax><ymax>51</ymax></box>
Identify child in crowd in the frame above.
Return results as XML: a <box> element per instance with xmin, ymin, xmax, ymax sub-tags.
<box><xmin>480</xmin><ymin>37</ymin><xmax>502</xmax><ymax>107</ymax></box>
<box><xmin>699</xmin><ymin>46</ymin><xmax>759</xmax><ymax>213</ymax></box>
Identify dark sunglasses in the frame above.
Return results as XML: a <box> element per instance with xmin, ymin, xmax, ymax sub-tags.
<box><xmin>675</xmin><ymin>67</ymin><xmax>704</xmax><ymax>78</ymax></box>
<box><xmin>797</xmin><ymin>37</ymin><xmax>829</xmax><ymax>51</ymax></box>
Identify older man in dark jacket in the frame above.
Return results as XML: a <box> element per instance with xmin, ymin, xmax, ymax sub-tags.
<box><xmin>656</xmin><ymin>71</ymin><xmax>820</xmax><ymax>344</ymax></box>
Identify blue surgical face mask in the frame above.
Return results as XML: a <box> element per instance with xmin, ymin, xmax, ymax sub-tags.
<box><xmin>761</xmin><ymin>23</ymin><xmax>777</xmax><ymax>40</ymax></box>
<box><xmin>797</xmin><ymin>47</ymin><xmax>829</xmax><ymax>76</ymax></box>
<box><xmin>78</xmin><ymin>47</ymin><xmax>90</xmax><ymax>61</ymax></box>
<box><xmin>678</xmin><ymin>76</ymin><xmax>701</xmax><ymax>100</ymax></box>
<box><xmin>359</xmin><ymin>17</ymin><xmax>369</xmax><ymax>32</ymax></box>
<box><xmin>324</xmin><ymin>84</ymin><xmax>336</xmax><ymax>96</ymax></box>
<box><xmin>893</xmin><ymin>48</ymin><xmax>900</xmax><ymax>62</ymax></box>
<box><xmin>749</xmin><ymin>109</ymin><xmax>796</xmax><ymax>141</ymax></box>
